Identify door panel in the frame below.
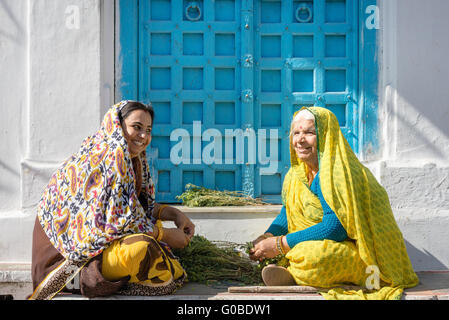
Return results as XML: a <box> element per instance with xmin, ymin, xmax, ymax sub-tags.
<box><xmin>128</xmin><ymin>0</ymin><xmax>358</xmax><ymax>203</ymax></box>
<box><xmin>253</xmin><ymin>0</ymin><xmax>358</xmax><ymax>202</ymax></box>
<box><xmin>139</xmin><ymin>0</ymin><xmax>243</xmax><ymax>202</ymax></box>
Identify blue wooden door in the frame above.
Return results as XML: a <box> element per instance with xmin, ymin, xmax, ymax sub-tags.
<box><xmin>119</xmin><ymin>0</ymin><xmax>359</xmax><ymax>203</ymax></box>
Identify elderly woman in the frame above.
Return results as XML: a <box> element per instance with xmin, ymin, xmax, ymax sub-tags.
<box><xmin>250</xmin><ymin>107</ymin><xmax>418</xmax><ymax>300</ymax></box>
<box><xmin>29</xmin><ymin>100</ymin><xmax>195</xmax><ymax>300</ymax></box>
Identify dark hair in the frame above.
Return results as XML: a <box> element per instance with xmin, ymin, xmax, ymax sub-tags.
<box><xmin>118</xmin><ymin>101</ymin><xmax>155</xmax><ymax>125</ymax></box>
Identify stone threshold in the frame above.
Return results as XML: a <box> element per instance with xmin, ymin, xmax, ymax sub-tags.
<box><xmin>171</xmin><ymin>204</ymin><xmax>282</xmax><ymax>214</ymax></box>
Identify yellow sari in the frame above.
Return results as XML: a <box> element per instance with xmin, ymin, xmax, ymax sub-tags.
<box><xmin>283</xmin><ymin>107</ymin><xmax>418</xmax><ymax>300</ymax></box>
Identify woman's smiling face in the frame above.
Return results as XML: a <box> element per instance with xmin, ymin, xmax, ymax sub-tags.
<box><xmin>122</xmin><ymin>109</ymin><xmax>153</xmax><ymax>158</ymax></box>
<box><xmin>291</xmin><ymin>118</ymin><xmax>318</xmax><ymax>170</ymax></box>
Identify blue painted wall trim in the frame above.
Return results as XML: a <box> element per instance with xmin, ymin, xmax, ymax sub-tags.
<box><xmin>117</xmin><ymin>0</ymin><xmax>139</xmax><ymax>100</ymax></box>
<box><xmin>241</xmin><ymin>0</ymin><xmax>255</xmax><ymax>198</ymax></box>
<box><xmin>359</xmin><ymin>0</ymin><xmax>380</xmax><ymax>159</ymax></box>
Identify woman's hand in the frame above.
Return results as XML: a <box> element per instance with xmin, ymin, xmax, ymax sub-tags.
<box><xmin>162</xmin><ymin>206</ymin><xmax>195</xmax><ymax>239</ymax></box>
<box><xmin>249</xmin><ymin>236</ymin><xmax>279</xmax><ymax>261</ymax></box>
<box><xmin>161</xmin><ymin>228</ymin><xmax>191</xmax><ymax>249</ymax></box>
<box><xmin>173</xmin><ymin>209</ymin><xmax>195</xmax><ymax>239</ymax></box>
<box><xmin>249</xmin><ymin>233</ymin><xmax>273</xmax><ymax>261</ymax></box>
<box><xmin>251</xmin><ymin>233</ymin><xmax>273</xmax><ymax>246</ymax></box>
<box><xmin>155</xmin><ymin>205</ymin><xmax>195</xmax><ymax>239</ymax></box>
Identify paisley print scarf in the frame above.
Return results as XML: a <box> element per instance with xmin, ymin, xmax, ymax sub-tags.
<box><xmin>37</xmin><ymin>100</ymin><xmax>156</xmax><ymax>262</ymax></box>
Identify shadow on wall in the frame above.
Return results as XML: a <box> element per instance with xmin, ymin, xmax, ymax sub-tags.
<box><xmin>393</xmin><ymin>106</ymin><xmax>447</xmax><ymax>159</ymax></box>
<box><xmin>384</xmin><ymin>0</ymin><xmax>449</xmax><ymax>160</ymax></box>
<box><xmin>0</xmin><ymin>159</ymin><xmax>20</xmax><ymax>194</ymax></box>
<box><xmin>0</xmin><ymin>0</ymin><xmax>25</xmax><ymax>43</ymax></box>
<box><xmin>404</xmin><ymin>240</ymin><xmax>447</xmax><ymax>271</ymax></box>
<box><xmin>0</xmin><ymin>159</ymin><xmax>20</xmax><ymax>177</ymax></box>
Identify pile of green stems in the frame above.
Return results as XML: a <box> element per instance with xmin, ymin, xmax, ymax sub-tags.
<box><xmin>172</xmin><ymin>235</ymin><xmax>288</xmax><ymax>285</ymax></box>
<box><xmin>176</xmin><ymin>184</ymin><xmax>267</xmax><ymax>207</ymax></box>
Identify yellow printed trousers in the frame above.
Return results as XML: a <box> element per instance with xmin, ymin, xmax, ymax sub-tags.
<box><xmin>102</xmin><ymin>234</ymin><xmax>185</xmax><ymax>294</ymax></box>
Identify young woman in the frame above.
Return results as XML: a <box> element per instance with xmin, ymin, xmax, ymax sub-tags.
<box><xmin>29</xmin><ymin>100</ymin><xmax>194</xmax><ymax>299</ymax></box>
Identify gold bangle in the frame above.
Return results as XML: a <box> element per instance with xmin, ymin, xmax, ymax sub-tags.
<box><xmin>276</xmin><ymin>236</ymin><xmax>285</xmax><ymax>255</ymax></box>
<box><xmin>156</xmin><ymin>225</ymin><xmax>164</xmax><ymax>242</ymax></box>
<box><xmin>280</xmin><ymin>236</ymin><xmax>289</xmax><ymax>254</ymax></box>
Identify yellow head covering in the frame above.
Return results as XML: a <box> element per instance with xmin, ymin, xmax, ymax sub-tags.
<box><xmin>283</xmin><ymin>107</ymin><xmax>418</xmax><ymax>300</ymax></box>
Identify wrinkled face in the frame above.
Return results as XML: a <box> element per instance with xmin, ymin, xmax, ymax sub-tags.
<box><xmin>122</xmin><ymin>109</ymin><xmax>152</xmax><ymax>158</ymax></box>
<box><xmin>291</xmin><ymin>118</ymin><xmax>318</xmax><ymax>168</ymax></box>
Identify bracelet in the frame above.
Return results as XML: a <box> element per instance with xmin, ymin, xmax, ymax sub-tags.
<box><xmin>156</xmin><ymin>225</ymin><xmax>164</xmax><ymax>242</ymax></box>
<box><xmin>281</xmin><ymin>236</ymin><xmax>289</xmax><ymax>254</ymax></box>
<box><xmin>157</xmin><ymin>204</ymin><xmax>169</xmax><ymax>220</ymax></box>
<box><xmin>276</xmin><ymin>236</ymin><xmax>285</xmax><ymax>255</ymax></box>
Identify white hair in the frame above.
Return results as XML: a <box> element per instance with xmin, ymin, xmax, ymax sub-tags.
<box><xmin>289</xmin><ymin>109</ymin><xmax>315</xmax><ymax>139</ymax></box>
<box><xmin>292</xmin><ymin>108</ymin><xmax>315</xmax><ymax>124</ymax></box>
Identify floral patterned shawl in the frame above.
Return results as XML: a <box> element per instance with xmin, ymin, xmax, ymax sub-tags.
<box><xmin>37</xmin><ymin>100</ymin><xmax>156</xmax><ymax>262</ymax></box>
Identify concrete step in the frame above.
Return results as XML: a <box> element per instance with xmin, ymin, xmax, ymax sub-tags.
<box><xmin>1</xmin><ymin>263</ymin><xmax>448</xmax><ymax>300</ymax></box>
<box><xmin>0</xmin><ymin>263</ymin><xmax>32</xmax><ymax>300</ymax></box>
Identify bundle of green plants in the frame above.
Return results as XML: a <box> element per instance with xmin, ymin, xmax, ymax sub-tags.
<box><xmin>176</xmin><ymin>184</ymin><xmax>267</xmax><ymax>207</ymax></box>
<box><xmin>172</xmin><ymin>235</ymin><xmax>263</xmax><ymax>285</ymax></box>
<box><xmin>172</xmin><ymin>235</ymin><xmax>290</xmax><ymax>286</ymax></box>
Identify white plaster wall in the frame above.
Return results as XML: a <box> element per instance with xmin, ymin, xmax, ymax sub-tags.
<box><xmin>0</xmin><ymin>0</ymin><xmax>27</xmax><ymax>212</ymax></box>
<box><xmin>379</xmin><ymin>0</ymin><xmax>449</xmax><ymax>270</ymax></box>
<box><xmin>27</xmin><ymin>0</ymin><xmax>102</xmax><ymax>162</ymax></box>
<box><xmin>381</xmin><ymin>0</ymin><xmax>449</xmax><ymax>162</ymax></box>
<box><xmin>0</xmin><ymin>0</ymin><xmax>103</xmax><ymax>262</ymax></box>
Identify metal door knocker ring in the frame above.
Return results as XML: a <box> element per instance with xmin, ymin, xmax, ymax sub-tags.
<box><xmin>295</xmin><ymin>4</ymin><xmax>313</xmax><ymax>23</ymax></box>
<box><xmin>185</xmin><ymin>2</ymin><xmax>202</xmax><ymax>21</ymax></box>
